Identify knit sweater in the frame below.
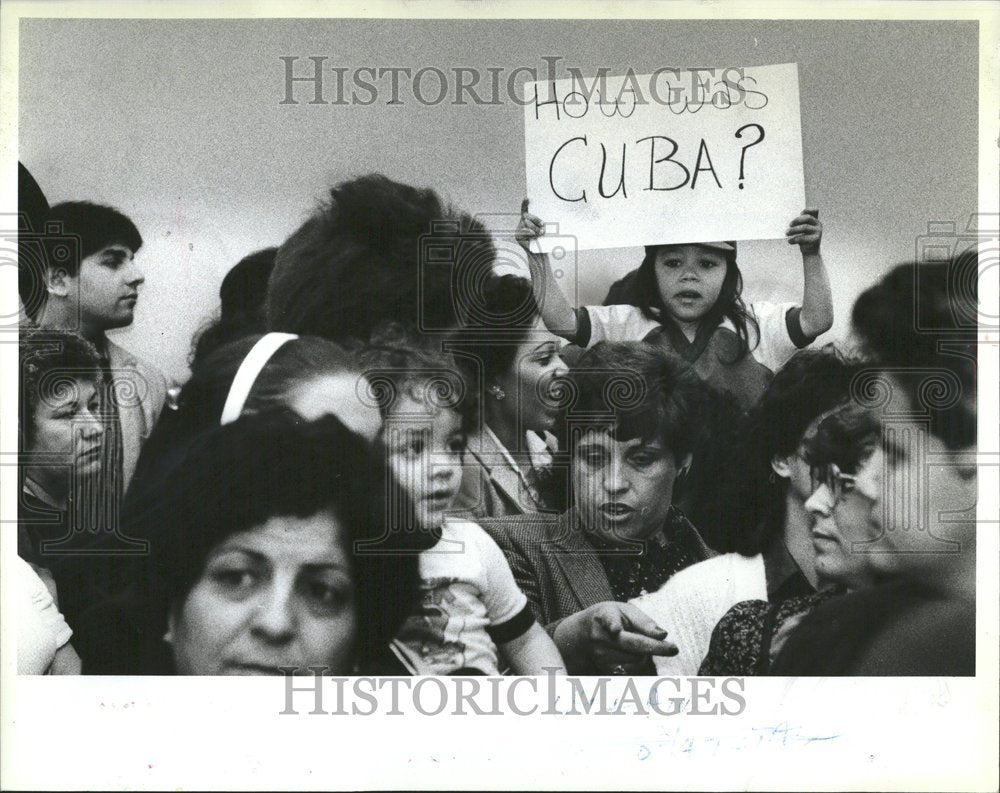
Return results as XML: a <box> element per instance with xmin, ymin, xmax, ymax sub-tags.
<box><xmin>630</xmin><ymin>553</ymin><xmax>767</xmax><ymax>676</ymax></box>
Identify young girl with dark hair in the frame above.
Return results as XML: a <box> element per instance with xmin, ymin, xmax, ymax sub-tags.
<box><xmin>517</xmin><ymin>200</ymin><xmax>833</xmax><ymax>410</ymax></box>
<box><xmin>359</xmin><ymin>326</ymin><xmax>567</xmax><ymax>675</ymax></box>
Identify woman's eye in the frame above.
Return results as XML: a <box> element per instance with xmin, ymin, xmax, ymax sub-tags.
<box><xmin>212</xmin><ymin>568</ymin><xmax>257</xmax><ymax>592</ymax></box>
<box><xmin>661</xmin><ymin>259</ymin><xmax>681</xmax><ymax>268</ymax></box>
<box><xmin>303</xmin><ymin>579</ymin><xmax>350</xmax><ymax>613</ymax></box>
<box><xmin>447</xmin><ymin>437</ymin><xmax>466</xmax><ymax>454</ymax></box>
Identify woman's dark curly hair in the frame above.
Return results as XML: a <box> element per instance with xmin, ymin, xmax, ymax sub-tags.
<box><xmin>566</xmin><ymin>341</ymin><xmax>742</xmax><ymax>548</ymax></box>
<box><xmin>719</xmin><ymin>346</ymin><xmax>862</xmax><ymax>556</ymax></box>
<box><xmin>803</xmin><ymin>403</ymin><xmax>881</xmax><ymax>475</ymax></box>
<box><xmin>566</xmin><ymin>341</ymin><xmax>705</xmax><ymax>464</ymax></box>
<box><xmin>630</xmin><ymin>243</ymin><xmax>760</xmax><ymax>364</ymax></box>
<box><xmin>450</xmin><ymin>273</ymin><xmax>542</xmax><ymax>387</ymax></box>
<box><xmin>113</xmin><ymin>410</ymin><xmax>433</xmax><ymax>674</ymax></box>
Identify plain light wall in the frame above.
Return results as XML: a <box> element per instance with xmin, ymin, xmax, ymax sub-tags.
<box><xmin>18</xmin><ymin>18</ymin><xmax>978</xmax><ymax>383</ymax></box>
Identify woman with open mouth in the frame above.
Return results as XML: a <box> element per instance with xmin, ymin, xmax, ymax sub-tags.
<box><xmin>451</xmin><ymin>273</ymin><xmax>570</xmax><ymax>518</ymax></box>
<box><xmin>481</xmin><ymin>342</ymin><xmax>716</xmax><ymax>675</ymax></box>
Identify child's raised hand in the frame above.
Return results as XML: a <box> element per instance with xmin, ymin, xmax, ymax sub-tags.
<box><xmin>786</xmin><ymin>208</ymin><xmax>822</xmax><ymax>255</ymax></box>
<box><xmin>516</xmin><ymin>197</ymin><xmax>545</xmax><ymax>252</ymax></box>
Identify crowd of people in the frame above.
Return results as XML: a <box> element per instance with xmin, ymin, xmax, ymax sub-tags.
<box><xmin>14</xmin><ymin>162</ymin><xmax>977</xmax><ymax>676</ymax></box>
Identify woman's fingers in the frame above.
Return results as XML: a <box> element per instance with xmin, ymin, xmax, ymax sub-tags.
<box><xmin>593</xmin><ymin>646</ymin><xmax>647</xmax><ymax>671</ymax></box>
<box><xmin>619</xmin><ymin>603</ymin><xmax>668</xmax><ymax>640</ymax></box>
<box><xmin>613</xmin><ymin>630</ymin><xmax>679</xmax><ymax>657</ymax></box>
<box><xmin>593</xmin><ymin>607</ymin><xmax>625</xmax><ymax>639</ymax></box>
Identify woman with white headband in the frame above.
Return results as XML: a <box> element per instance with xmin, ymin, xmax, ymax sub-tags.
<box><xmin>75</xmin><ymin>333</ymin><xmax>434</xmax><ymax>674</ymax></box>
<box><xmin>123</xmin><ymin>332</ymin><xmax>382</xmax><ymax>510</ymax></box>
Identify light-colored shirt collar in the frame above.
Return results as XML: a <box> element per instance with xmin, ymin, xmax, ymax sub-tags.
<box><xmin>23</xmin><ymin>474</ymin><xmax>64</xmax><ymax>511</ymax></box>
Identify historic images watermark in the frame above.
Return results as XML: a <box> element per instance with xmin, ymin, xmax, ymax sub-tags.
<box><xmin>279</xmin><ymin>668</ymin><xmax>747</xmax><ymax>717</ymax></box>
<box><xmin>278</xmin><ymin>56</ymin><xmax>768</xmax><ymax>110</ymax></box>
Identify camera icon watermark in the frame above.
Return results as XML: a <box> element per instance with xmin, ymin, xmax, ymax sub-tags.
<box><xmin>914</xmin><ymin>213</ymin><xmax>999</xmax><ymax>338</ymax></box>
<box><xmin>2</xmin><ymin>214</ymin><xmax>81</xmax><ymax>334</ymax></box>
<box><xmin>850</xmin><ymin>368</ymin><xmax>981</xmax><ymax>556</ymax></box>
<box><xmin>416</xmin><ymin>212</ymin><xmax>579</xmax><ymax>336</ymax></box>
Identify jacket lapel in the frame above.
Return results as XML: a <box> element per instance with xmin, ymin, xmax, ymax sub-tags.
<box><xmin>468</xmin><ymin>427</ymin><xmax>530</xmax><ymax>513</ymax></box>
<box><xmin>548</xmin><ymin>510</ymin><xmax>615</xmax><ymax>611</ymax></box>
<box><xmin>105</xmin><ymin>340</ymin><xmax>145</xmax><ymax>489</ymax></box>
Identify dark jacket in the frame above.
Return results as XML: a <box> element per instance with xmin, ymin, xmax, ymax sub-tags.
<box><xmin>480</xmin><ymin>508</ymin><xmax>714</xmax><ymax>631</ymax></box>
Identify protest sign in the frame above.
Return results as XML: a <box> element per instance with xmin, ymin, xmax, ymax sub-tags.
<box><xmin>524</xmin><ymin>63</ymin><xmax>806</xmax><ymax>251</ymax></box>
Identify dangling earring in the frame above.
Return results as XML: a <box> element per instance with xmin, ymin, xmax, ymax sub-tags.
<box><xmin>768</xmin><ymin>471</ymin><xmax>776</xmax><ymax>484</ymax></box>
<box><xmin>489</xmin><ymin>384</ymin><xmax>506</xmax><ymax>401</ymax></box>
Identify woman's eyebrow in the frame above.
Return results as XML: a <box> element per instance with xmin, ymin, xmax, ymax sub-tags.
<box><xmin>100</xmin><ymin>249</ymin><xmax>129</xmax><ymax>263</ymax></box>
<box><xmin>207</xmin><ymin>545</ymin><xmax>264</xmax><ymax>562</ymax></box>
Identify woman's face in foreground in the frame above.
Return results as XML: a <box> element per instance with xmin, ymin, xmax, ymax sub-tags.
<box><xmin>168</xmin><ymin>509</ymin><xmax>358</xmax><ymax>675</ymax></box>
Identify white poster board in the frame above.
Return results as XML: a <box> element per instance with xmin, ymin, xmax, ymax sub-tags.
<box><xmin>524</xmin><ymin>63</ymin><xmax>806</xmax><ymax>251</ymax></box>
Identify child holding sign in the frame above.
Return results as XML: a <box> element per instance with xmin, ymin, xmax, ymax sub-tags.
<box><xmin>516</xmin><ymin>201</ymin><xmax>833</xmax><ymax>410</ymax></box>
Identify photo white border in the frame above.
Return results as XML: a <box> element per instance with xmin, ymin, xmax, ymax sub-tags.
<box><xmin>1</xmin><ymin>1</ymin><xmax>997</xmax><ymax>790</ymax></box>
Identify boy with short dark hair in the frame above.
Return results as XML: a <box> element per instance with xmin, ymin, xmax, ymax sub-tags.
<box><xmin>30</xmin><ymin>200</ymin><xmax>166</xmax><ymax>500</ymax></box>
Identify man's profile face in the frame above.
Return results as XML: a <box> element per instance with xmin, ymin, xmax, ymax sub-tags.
<box><xmin>71</xmin><ymin>243</ymin><xmax>144</xmax><ymax>332</ymax></box>
<box><xmin>870</xmin><ymin>371</ymin><xmax>977</xmax><ymax>579</ymax></box>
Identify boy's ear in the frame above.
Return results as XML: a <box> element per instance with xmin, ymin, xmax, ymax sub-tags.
<box><xmin>770</xmin><ymin>454</ymin><xmax>793</xmax><ymax>479</ymax></box>
<box><xmin>678</xmin><ymin>451</ymin><xmax>693</xmax><ymax>476</ymax></box>
<box><xmin>44</xmin><ymin>266</ymin><xmax>72</xmax><ymax>298</ymax></box>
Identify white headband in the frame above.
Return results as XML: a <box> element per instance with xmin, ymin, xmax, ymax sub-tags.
<box><xmin>219</xmin><ymin>332</ymin><xmax>299</xmax><ymax>425</ymax></box>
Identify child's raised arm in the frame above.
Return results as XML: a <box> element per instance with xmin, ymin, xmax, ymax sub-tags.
<box><xmin>516</xmin><ymin>199</ymin><xmax>579</xmax><ymax>341</ymax></box>
<box><xmin>786</xmin><ymin>207</ymin><xmax>833</xmax><ymax>339</ymax></box>
<box><xmin>501</xmin><ymin>620</ymin><xmax>567</xmax><ymax>675</ymax></box>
